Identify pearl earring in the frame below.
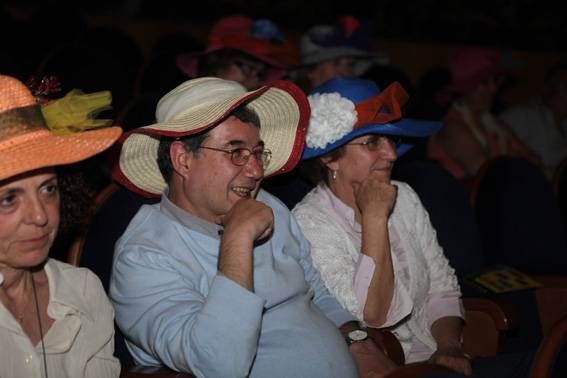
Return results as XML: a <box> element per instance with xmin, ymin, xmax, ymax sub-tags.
<box><xmin>332</xmin><ymin>170</ymin><xmax>337</xmax><ymax>180</ymax></box>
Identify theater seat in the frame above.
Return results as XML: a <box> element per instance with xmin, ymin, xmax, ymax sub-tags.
<box><xmin>529</xmin><ymin>315</ymin><xmax>567</xmax><ymax>378</ymax></box>
<box><xmin>462</xmin><ymin>297</ymin><xmax>517</xmax><ymax>358</ymax></box>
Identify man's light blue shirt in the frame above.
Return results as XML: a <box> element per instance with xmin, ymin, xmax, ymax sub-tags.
<box><xmin>110</xmin><ymin>189</ymin><xmax>357</xmax><ymax>378</ymax></box>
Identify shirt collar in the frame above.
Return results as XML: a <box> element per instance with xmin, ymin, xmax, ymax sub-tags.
<box><xmin>318</xmin><ymin>184</ymin><xmax>361</xmax><ymax>233</ymax></box>
<box><xmin>160</xmin><ymin>193</ymin><xmax>223</xmax><ymax>238</ymax></box>
<box><xmin>44</xmin><ymin>259</ymin><xmax>92</xmax><ymax>322</ymax></box>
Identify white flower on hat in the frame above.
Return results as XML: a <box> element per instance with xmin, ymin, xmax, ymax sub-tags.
<box><xmin>306</xmin><ymin>92</ymin><xmax>357</xmax><ymax>149</ymax></box>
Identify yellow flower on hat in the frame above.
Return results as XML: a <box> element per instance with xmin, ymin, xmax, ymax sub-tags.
<box><xmin>41</xmin><ymin>89</ymin><xmax>113</xmax><ymax>135</ymax></box>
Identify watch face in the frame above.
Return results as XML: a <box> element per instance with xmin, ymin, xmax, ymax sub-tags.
<box><xmin>348</xmin><ymin>329</ymin><xmax>368</xmax><ymax>341</ymax></box>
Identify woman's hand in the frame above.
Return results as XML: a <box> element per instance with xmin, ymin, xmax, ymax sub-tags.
<box><xmin>353</xmin><ymin>172</ymin><xmax>397</xmax><ymax>221</ymax></box>
<box><xmin>354</xmin><ymin>172</ymin><xmax>397</xmax><ymax>326</ymax></box>
<box><xmin>429</xmin><ymin>345</ymin><xmax>472</xmax><ymax>376</ymax></box>
<box><xmin>349</xmin><ymin>339</ymin><xmax>397</xmax><ymax>378</ymax></box>
<box><xmin>429</xmin><ymin>317</ymin><xmax>471</xmax><ymax>375</ymax></box>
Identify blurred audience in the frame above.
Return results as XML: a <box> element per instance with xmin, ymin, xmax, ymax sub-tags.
<box><xmin>295</xmin><ymin>16</ymin><xmax>389</xmax><ymax>91</ymax></box>
<box><xmin>137</xmin><ymin>31</ymin><xmax>203</xmax><ymax>99</ymax></box>
<box><xmin>425</xmin><ymin>46</ymin><xmax>567</xmax><ymax>275</ymax></box>
<box><xmin>428</xmin><ymin>47</ymin><xmax>540</xmax><ymax>180</ymax></box>
<box><xmin>499</xmin><ymin>62</ymin><xmax>567</xmax><ymax>179</ymax></box>
<box><xmin>176</xmin><ymin>15</ymin><xmax>298</xmax><ymax>90</ymax></box>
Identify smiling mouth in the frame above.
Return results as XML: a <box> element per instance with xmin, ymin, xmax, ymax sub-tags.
<box><xmin>232</xmin><ymin>186</ymin><xmax>254</xmax><ymax>198</ymax></box>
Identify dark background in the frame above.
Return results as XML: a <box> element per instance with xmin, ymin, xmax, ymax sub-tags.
<box><xmin>3</xmin><ymin>0</ymin><xmax>566</xmax><ymax>49</ymax></box>
<box><xmin>2</xmin><ymin>0</ymin><xmax>566</xmax><ymax>113</ymax></box>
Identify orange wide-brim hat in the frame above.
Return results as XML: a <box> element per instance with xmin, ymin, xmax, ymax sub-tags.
<box><xmin>0</xmin><ymin>75</ymin><xmax>122</xmax><ymax>182</ymax></box>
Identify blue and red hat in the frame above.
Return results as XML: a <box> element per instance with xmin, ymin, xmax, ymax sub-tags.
<box><xmin>302</xmin><ymin>77</ymin><xmax>441</xmax><ymax>160</ymax></box>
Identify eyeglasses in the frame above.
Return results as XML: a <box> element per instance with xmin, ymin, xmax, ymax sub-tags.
<box><xmin>199</xmin><ymin>146</ymin><xmax>272</xmax><ymax>168</ymax></box>
<box><xmin>346</xmin><ymin>135</ymin><xmax>401</xmax><ymax>151</ymax></box>
<box><xmin>232</xmin><ymin>59</ymin><xmax>267</xmax><ymax>80</ymax></box>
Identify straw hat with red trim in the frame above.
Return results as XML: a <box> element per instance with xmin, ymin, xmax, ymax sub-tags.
<box><xmin>302</xmin><ymin>77</ymin><xmax>441</xmax><ymax>160</ymax></box>
<box><xmin>0</xmin><ymin>75</ymin><xmax>122</xmax><ymax>182</ymax></box>
<box><xmin>115</xmin><ymin>77</ymin><xmax>310</xmax><ymax>197</ymax></box>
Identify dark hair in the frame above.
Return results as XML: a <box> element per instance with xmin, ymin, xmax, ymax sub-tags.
<box><xmin>299</xmin><ymin>147</ymin><xmax>345</xmax><ymax>186</ymax></box>
<box><xmin>544</xmin><ymin>62</ymin><xmax>567</xmax><ymax>83</ymax></box>
<box><xmin>198</xmin><ymin>50</ymin><xmax>260</xmax><ymax>77</ymax></box>
<box><xmin>544</xmin><ymin>62</ymin><xmax>567</xmax><ymax>95</ymax></box>
<box><xmin>156</xmin><ymin>105</ymin><xmax>260</xmax><ymax>182</ymax></box>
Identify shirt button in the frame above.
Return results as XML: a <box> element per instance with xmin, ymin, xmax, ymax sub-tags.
<box><xmin>25</xmin><ymin>355</ymin><xmax>33</xmax><ymax>364</ymax></box>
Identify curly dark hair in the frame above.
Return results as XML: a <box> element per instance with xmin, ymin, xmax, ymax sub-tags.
<box><xmin>55</xmin><ymin>164</ymin><xmax>97</xmax><ymax>236</ymax></box>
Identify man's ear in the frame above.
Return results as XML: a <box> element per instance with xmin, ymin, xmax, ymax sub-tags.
<box><xmin>170</xmin><ymin>141</ymin><xmax>192</xmax><ymax>178</ymax></box>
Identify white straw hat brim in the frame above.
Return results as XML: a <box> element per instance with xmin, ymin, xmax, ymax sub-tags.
<box><xmin>117</xmin><ymin>79</ymin><xmax>309</xmax><ymax>196</ymax></box>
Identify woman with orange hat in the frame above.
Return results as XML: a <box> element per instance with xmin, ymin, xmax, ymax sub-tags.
<box><xmin>0</xmin><ymin>75</ymin><xmax>122</xmax><ymax>377</ymax></box>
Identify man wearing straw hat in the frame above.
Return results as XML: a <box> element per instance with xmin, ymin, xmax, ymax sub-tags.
<box><xmin>110</xmin><ymin>77</ymin><xmax>395</xmax><ymax>377</ymax></box>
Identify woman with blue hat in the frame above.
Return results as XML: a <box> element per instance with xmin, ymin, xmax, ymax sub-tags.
<box><xmin>292</xmin><ymin>77</ymin><xmax>471</xmax><ymax>374</ymax></box>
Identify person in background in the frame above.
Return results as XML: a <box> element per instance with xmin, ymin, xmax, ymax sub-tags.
<box><xmin>176</xmin><ymin>15</ymin><xmax>298</xmax><ymax>90</ymax></box>
<box><xmin>296</xmin><ymin>16</ymin><xmax>389</xmax><ymax>91</ymax></box>
<box><xmin>428</xmin><ymin>46</ymin><xmax>540</xmax><ymax>180</ymax></box>
<box><xmin>499</xmin><ymin>62</ymin><xmax>567</xmax><ymax>179</ymax></box>
<box><xmin>0</xmin><ymin>75</ymin><xmax>122</xmax><ymax>377</ymax></box>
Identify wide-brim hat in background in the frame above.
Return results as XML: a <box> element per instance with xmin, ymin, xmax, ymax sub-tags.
<box><xmin>446</xmin><ymin>46</ymin><xmax>510</xmax><ymax>95</ymax></box>
<box><xmin>302</xmin><ymin>77</ymin><xmax>441</xmax><ymax>160</ymax></box>
<box><xmin>0</xmin><ymin>75</ymin><xmax>122</xmax><ymax>182</ymax></box>
<box><xmin>176</xmin><ymin>15</ymin><xmax>299</xmax><ymax>84</ymax></box>
<box><xmin>299</xmin><ymin>16</ymin><xmax>389</xmax><ymax>76</ymax></box>
<box><xmin>115</xmin><ymin>77</ymin><xmax>310</xmax><ymax>197</ymax></box>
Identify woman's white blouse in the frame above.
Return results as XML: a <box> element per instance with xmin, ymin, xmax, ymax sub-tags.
<box><xmin>0</xmin><ymin>259</ymin><xmax>120</xmax><ymax>378</ymax></box>
<box><xmin>293</xmin><ymin>181</ymin><xmax>463</xmax><ymax>362</ymax></box>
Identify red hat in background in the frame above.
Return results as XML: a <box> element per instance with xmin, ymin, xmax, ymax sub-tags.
<box><xmin>446</xmin><ymin>47</ymin><xmax>506</xmax><ymax>95</ymax></box>
<box><xmin>176</xmin><ymin>15</ymin><xmax>299</xmax><ymax>84</ymax></box>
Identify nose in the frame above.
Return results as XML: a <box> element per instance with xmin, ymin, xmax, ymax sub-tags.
<box><xmin>243</xmin><ymin>154</ymin><xmax>264</xmax><ymax>180</ymax></box>
<box><xmin>24</xmin><ymin>195</ymin><xmax>49</xmax><ymax>227</ymax></box>
<box><xmin>337</xmin><ymin>66</ymin><xmax>354</xmax><ymax>78</ymax></box>
<box><xmin>379</xmin><ymin>141</ymin><xmax>398</xmax><ymax>163</ymax></box>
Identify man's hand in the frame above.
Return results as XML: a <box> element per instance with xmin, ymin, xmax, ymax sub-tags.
<box><xmin>217</xmin><ymin>199</ymin><xmax>274</xmax><ymax>291</ymax></box>
<box><xmin>429</xmin><ymin>346</ymin><xmax>472</xmax><ymax>376</ymax></box>
<box><xmin>349</xmin><ymin>339</ymin><xmax>397</xmax><ymax>378</ymax></box>
<box><xmin>353</xmin><ymin>172</ymin><xmax>397</xmax><ymax>221</ymax></box>
<box><xmin>219</xmin><ymin>198</ymin><xmax>274</xmax><ymax>242</ymax></box>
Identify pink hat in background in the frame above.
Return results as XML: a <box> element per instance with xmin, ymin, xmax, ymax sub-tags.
<box><xmin>176</xmin><ymin>15</ymin><xmax>299</xmax><ymax>84</ymax></box>
<box><xmin>446</xmin><ymin>47</ymin><xmax>506</xmax><ymax>95</ymax></box>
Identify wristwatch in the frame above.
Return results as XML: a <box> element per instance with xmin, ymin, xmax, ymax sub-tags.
<box><xmin>345</xmin><ymin>329</ymin><xmax>368</xmax><ymax>346</ymax></box>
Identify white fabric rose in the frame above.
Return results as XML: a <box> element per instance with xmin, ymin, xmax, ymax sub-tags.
<box><xmin>306</xmin><ymin>92</ymin><xmax>357</xmax><ymax>149</ymax></box>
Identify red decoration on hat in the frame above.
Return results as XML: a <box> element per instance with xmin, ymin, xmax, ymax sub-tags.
<box><xmin>339</xmin><ymin>16</ymin><xmax>361</xmax><ymax>38</ymax></box>
<box><xmin>25</xmin><ymin>75</ymin><xmax>62</xmax><ymax>105</ymax></box>
<box><xmin>354</xmin><ymin>82</ymin><xmax>409</xmax><ymax>127</ymax></box>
